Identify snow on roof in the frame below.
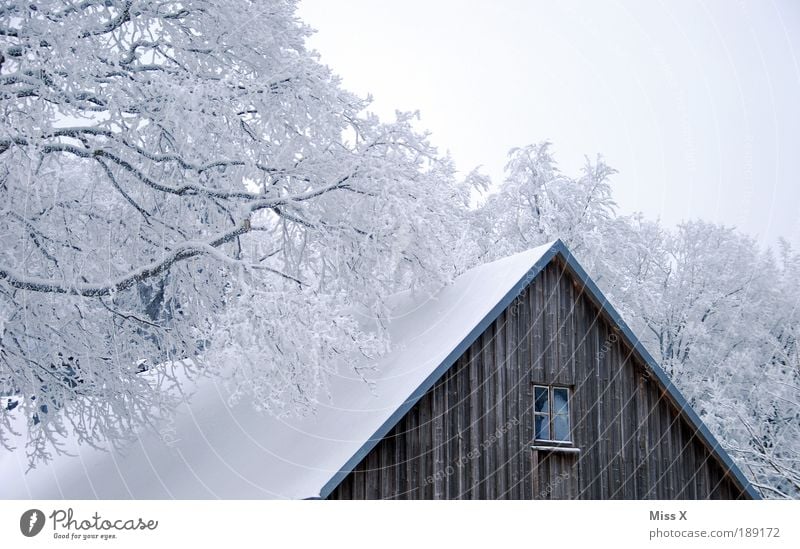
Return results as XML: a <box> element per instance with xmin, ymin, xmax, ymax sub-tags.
<box><xmin>1</xmin><ymin>243</ymin><xmax>556</xmax><ymax>499</ymax></box>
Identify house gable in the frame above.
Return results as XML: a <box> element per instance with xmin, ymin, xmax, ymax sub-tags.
<box><xmin>324</xmin><ymin>241</ymin><xmax>758</xmax><ymax>499</ymax></box>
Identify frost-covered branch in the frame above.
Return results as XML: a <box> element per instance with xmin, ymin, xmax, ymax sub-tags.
<box><xmin>0</xmin><ymin>0</ymin><xmax>471</xmax><ymax>464</ymax></box>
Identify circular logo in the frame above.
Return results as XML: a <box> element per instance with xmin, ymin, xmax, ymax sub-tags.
<box><xmin>19</xmin><ymin>509</ymin><xmax>45</xmax><ymax>537</ymax></box>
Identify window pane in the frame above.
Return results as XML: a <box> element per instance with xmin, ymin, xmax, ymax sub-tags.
<box><xmin>553</xmin><ymin>414</ymin><xmax>571</xmax><ymax>441</ymax></box>
<box><xmin>553</xmin><ymin>388</ymin><xmax>569</xmax><ymax>414</ymax></box>
<box><xmin>534</xmin><ymin>386</ymin><xmax>549</xmax><ymax>413</ymax></box>
<box><xmin>534</xmin><ymin>414</ymin><xmax>550</xmax><ymax>440</ymax></box>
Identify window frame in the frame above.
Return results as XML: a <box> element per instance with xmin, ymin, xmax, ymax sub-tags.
<box><xmin>532</xmin><ymin>384</ymin><xmax>573</xmax><ymax>446</ymax></box>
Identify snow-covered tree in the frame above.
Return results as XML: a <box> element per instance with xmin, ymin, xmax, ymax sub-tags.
<box><xmin>620</xmin><ymin>222</ymin><xmax>765</xmax><ymax>378</ymax></box>
<box><xmin>476</xmin><ymin>142</ymin><xmax>616</xmax><ymax>268</ymax></box>
<box><xmin>0</xmin><ymin>0</ymin><xmax>470</xmax><ymax>463</ymax></box>
<box><xmin>619</xmin><ymin>223</ymin><xmax>800</xmax><ymax>498</ymax></box>
<box><xmin>724</xmin><ymin>240</ymin><xmax>800</xmax><ymax>498</ymax></box>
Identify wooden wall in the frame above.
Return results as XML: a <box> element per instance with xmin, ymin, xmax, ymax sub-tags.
<box><xmin>327</xmin><ymin>258</ymin><xmax>749</xmax><ymax>500</ymax></box>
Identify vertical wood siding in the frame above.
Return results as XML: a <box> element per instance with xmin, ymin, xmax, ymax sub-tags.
<box><xmin>328</xmin><ymin>259</ymin><xmax>748</xmax><ymax>500</ymax></box>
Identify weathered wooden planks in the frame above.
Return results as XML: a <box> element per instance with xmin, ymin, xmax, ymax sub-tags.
<box><xmin>328</xmin><ymin>261</ymin><xmax>749</xmax><ymax>500</ymax></box>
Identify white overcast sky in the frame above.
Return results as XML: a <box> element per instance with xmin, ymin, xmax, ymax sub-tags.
<box><xmin>298</xmin><ymin>0</ymin><xmax>800</xmax><ymax>247</ymax></box>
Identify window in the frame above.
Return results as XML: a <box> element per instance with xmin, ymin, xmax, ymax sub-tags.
<box><xmin>533</xmin><ymin>385</ymin><xmax>572</xmax><ymax>443</ymax></box>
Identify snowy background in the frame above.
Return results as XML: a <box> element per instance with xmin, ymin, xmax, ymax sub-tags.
<box><xmin>1</xmin><ymin>0</ymin><xmax>798</xmax><ymax>499</ymax></box>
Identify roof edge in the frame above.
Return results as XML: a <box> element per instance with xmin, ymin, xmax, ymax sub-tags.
<box><xmin>318</xmin><ymin>242</ymin><xmax>562</xmax><ymax>498</ymax></box>
<box><xmin>318</xmin><ymin>240</ymin><xmax>760</xmax><ymax>500</ymax></box>
<box><xmin>550</xmin><ymin>240</ymin><xmax>760</xmax><ymax>499</ymax></box>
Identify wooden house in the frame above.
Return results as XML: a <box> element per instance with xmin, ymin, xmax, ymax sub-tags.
<box><xmin>327</xmin><ymin>240</ymin><xmax>757</xmax><ymax>499</ymax></box>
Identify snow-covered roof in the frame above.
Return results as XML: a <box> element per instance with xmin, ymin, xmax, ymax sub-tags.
<box><xmin>2</xmin><ymin>243</ymin><xmax>558</xmax><ymax>499</ymax></box>
<box><xmin>1</xmin><ymin>240</ymin><xmax>759</xmax><ymax>499</ymax></box>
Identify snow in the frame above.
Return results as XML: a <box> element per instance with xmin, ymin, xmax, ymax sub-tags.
<box><xmin>0</xmin><ymin>243</ymin><xmax>555</xmax><ymax>500</ymax></box>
